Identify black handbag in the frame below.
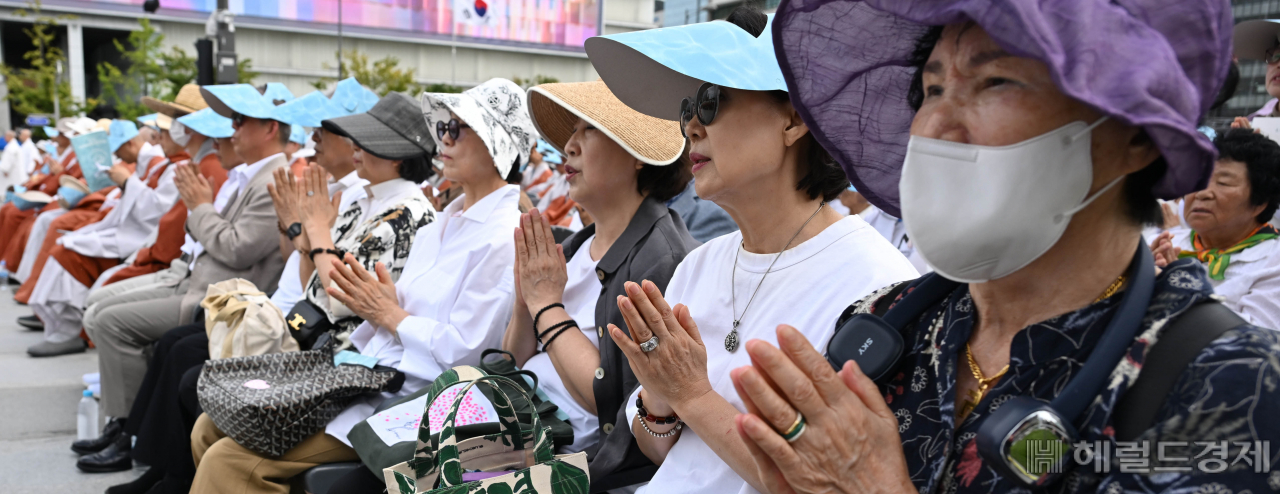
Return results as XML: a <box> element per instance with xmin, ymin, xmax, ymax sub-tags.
<box><xmin>284</xmin><ymin>298</ymin><xmax>341</xmax><ymax>350</ymax></box>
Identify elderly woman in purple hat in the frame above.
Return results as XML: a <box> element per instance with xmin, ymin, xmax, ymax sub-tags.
<box><xmin>727</xmin><ymin>1</ymin><xmax>1280</xmax><ymax>493</ymax></box>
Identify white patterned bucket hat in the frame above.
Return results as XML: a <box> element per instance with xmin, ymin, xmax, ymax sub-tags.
<box><xmin>420</xmin><ymin>78</ymin><xmax>539</xmax><ymax>179</ymax></box>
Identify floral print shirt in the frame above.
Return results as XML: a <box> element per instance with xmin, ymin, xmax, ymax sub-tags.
<box><xmin>853</xmin><ymin>260</ymin><xmax>1280</xmax><ymax>493</ymax></box>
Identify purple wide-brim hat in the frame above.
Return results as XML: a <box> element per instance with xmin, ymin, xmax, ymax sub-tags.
<box><xmin>772</xmin><ymin>0</ymin><xmax>1232</xmax><ymax>217</ymax></box>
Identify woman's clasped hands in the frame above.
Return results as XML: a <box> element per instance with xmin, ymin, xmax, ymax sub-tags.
<box><xmin>607</xmin><ymin>279</ymin><xmax>713</xmax><ymax>418</ymax></box>
<box><xmin>730</xmin><ymin>327</ymin><xmax>915</xmax><ymax>494</ymax></box>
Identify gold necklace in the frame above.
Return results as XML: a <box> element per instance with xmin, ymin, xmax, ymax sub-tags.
<box><xmin>1093</xmin><ymin>274</ymin><xmax>1127</xmax><ymax>303</ymax></box>
<box><xmin>958</xmin><ymin>342</ymin><xmax>1009</xmax><ymax>422</ymax></box>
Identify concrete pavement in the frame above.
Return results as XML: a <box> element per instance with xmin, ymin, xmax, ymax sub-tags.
<box><xmin>0</xmin><ymin>289</ymin><xmax>145</xmax><ymax>493</ymax></box>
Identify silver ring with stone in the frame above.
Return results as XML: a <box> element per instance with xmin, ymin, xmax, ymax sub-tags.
<box><xmin>639</xmin><ymin>336</ymin><xmax>659</xmax><ymax>353</ymax></box>
<box><xmin>307</xmin><ymin>190</ymin><xmax>315</xmax><ymax>196</ymax></box>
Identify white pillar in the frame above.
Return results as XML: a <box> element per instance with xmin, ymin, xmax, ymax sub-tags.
<box><xmin>67</xmin><ymin>22</ymin><xmax>85</xmax><ymax>107</ymax></box>
<box><xmin>0</xmin><ymin>24</ymin><xmax>10</xmax><ymax>131</ymax></box>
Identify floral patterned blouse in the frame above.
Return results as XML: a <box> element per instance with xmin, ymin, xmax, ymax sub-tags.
<box><xmin>305</xmin><ymin>179</ymin><xmax>435</xmax><ymax>338</ymax></box>
<box><xmin>852</xmin><ymin>259</ymin><xmax>1280</xmax><ymax>493</ymax></box>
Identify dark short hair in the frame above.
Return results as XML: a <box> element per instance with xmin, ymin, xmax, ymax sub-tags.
<box><xmin>907</xmin><ymin>25</ymin><xmax>1164</xmax><ymax>225</ymax></box>
<box><xmin>726</xmin><ymin>6</ymin><xmax>849</xmax><ymax>202</ymax></box>
<box><xmin>1214</xmin><ymin>129</ymin><xmax>1280</xmax><ymax>223</ymax></box>
<box><xmin>276</xmin><ymin>122</ymin><xmax>292</xmax><ymax>145</ymax></box>
<box><xmin>398</xmin><ymin>154</ymin><xmax>434</xmax><ymax>183</ymax></box>
<box><xmin>506</xmin><ymin>157</ymin><xmax>523</xmax><ymax>184</ymax></box>
<box><xmin>638</xmin><ymin>162</ymin><xmax>687</xmax><ymax>202</ymax></box>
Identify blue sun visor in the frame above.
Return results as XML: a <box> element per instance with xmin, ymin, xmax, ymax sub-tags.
<box><xmin>177</xmin><ymin>108</ymin><xmax>235</xmax><ymax>139</ymax></box>
<box><xmin>201</xmin><ymin>84</ymin><xmax>278</xmax><ymax>120</ymax></box>
<box><xmin>329</xmin><ymin>77</ymin><xmax>380</xmax><ymax>115</ymax></box>
<box><xmin>272</xmin><ymin>91</ymin><xmax>336</xmax><ymax>129</ymax></box>
<box><xmin>584</xmin><ymin>15</ymin><xmax>786</xmax><ymax>121</ymax></box>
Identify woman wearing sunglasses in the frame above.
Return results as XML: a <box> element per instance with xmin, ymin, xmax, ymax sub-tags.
<box><xmin>503</xmin><ymin>80</ymin><xmax>697</xmax><ymax>490</ymax></box>
<box><xmin>584</xmin><ymin>8</ymin><xmax>918</xmax><ymax>493</ymax></box>
<box><xmin>729</xmin><ymin>1</ymin><xmax>1280</xmax><ymax>493</ymax></box>
<box><xmin>314</xmin><ymin>78</ymin><xmax>537</xmax><ymax>493</ymax></box>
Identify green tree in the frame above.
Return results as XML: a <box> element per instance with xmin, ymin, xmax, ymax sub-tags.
<box><xmin>0</xmin><ymin>0</ymin><xmax>95</xmax><ymax>119</ymax></box>
<box><xmin>237</xmin><ymin>58</ymin><xmax>259</xmax><ymax>84</ymax></box>
<box><xmin>312</xmin><ymin>49</ymin><xmax>433</xmax><ymax>96</ymax></box>
<box><xmin>156</xmin><ymin>46</ymin><xmax>196</xmax><ymax>101</ymax></box>
<box><xmin>97</xmin><ymin>18</ymin><xmax>170</xmax><ymax>120</ymax></box>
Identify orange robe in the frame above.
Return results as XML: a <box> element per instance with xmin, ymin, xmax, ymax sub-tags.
<box><xmin>104</xmin><ymin>153</ymin><xmax>225</xmax><ymax>285</ymax></box>
<box><xmin>2</xmin><ymin>158</ymin><xmax>83</xmax><ymax>269</ymax></box>
<box><xmin>26</xmin><ymin>155</ymin><xmax>183</xmax><ymax>297</ymax></box>
<box><xmin>542</xmin><ymin>195</ymin><xmax>578</xmax><ymax>227</ymax></box>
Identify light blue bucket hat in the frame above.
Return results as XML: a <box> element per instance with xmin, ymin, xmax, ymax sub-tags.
<box><xmin>329</xmin><ymin>77</ymin><xmax>380</xmax><ymax>115</ymax></box>
<box><xmin>272</xmin><ymin>91</ymin><xmax>339</xmax><ymax>129</ymax></box>
<box><xmin>177</xmin><ymin>108</ymin><xmax>235</xmax><ymax>139</ymax></box>
<box><xmin>69</xmin><ymin>131</ymin><xmax>115</xmax><ymax>192</ymax></box>
<box><xmin>261</xmin><ymin>82</ymin><xmax>296</xmax><ymax>105</ymax></box>
<box><xmin>108</xmin><ymin>120</ymin><xmax>139</xmax><ymax>153</ymax></box>
<box><xmin>289</xmin><ymin>125</ymin><xmax>307</xmax><ymax>145</ymax></box>
<box><xmin>584</xmin><ymin>15</ymin><xmax>787</xmax><ymax>120</ymax></box>
<box><xmin>201</xmin><ymin>84</ymin><xmax>279</xmax><ymax>120</ymax></box>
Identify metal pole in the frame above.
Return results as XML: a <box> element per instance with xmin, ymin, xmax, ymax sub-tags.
<box><xmin>52</xmin><ymin>61</ymin><xmax>61</xmax><ymax>121</ymax></box>
<box><xmin>451</xmin><ymin>12</ymin><xmax>457</xmax><ymax>85</ymax></box>
<box><xmin>337</xmin><ymin>0</ymin><xmax>344</xmax><ymax>79</ymax></box>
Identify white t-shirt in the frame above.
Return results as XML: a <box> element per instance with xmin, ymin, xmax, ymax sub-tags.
<box><xmin>631</xmin><ymin>215</ymin><xmax>919</xmax><ymax>494</ymax></box>
<box><xmin>523</xmin><ymin>235</ymin><xmax>604</xmax><ymax>453</ymax></box>
<box><xmin>1172</xmin><ymin>230</ymin><xmax>1280</xmax><ymax>331</ymax></box>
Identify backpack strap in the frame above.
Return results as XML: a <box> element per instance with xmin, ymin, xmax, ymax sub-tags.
<box><xmin>872</xmin><ymin>280</ymin><xmax>915</xmax><ymax>318</ymax></box>
<box><xmin>1112</xmin><ymin>301</ymin><xmax>1246</xmax><ymax>442</ymax></box>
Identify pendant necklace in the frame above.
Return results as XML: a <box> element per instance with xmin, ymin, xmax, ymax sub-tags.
<box><xmin>727</xmin><ymin>202</ymin><xmax>826</xmax><ymax>352</ymax></box>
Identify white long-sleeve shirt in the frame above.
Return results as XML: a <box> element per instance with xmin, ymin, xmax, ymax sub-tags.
<box><xmin>325</xmin><ymin>184</ymin><xmax>522</xmax><ymax>444</ymax></box>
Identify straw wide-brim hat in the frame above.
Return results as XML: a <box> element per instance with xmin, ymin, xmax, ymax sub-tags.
<box><xmin>59</xmin><ymin>175</ymin><xmax>89</xmax><ymax>194</ymax></box>
<box><xmin>527</xmin><ymin>80</ymin><xmax>684</xmax><ymax>166</ymax></box>
<box><xmin>154</xmin><ymin>114</ymin><xmax>173</xmax><ymax>131</ymax></box>
<box><xmin>142</xmin><ymin>84</ymin><xmax>209</xmax><ymax>118</ymax></box>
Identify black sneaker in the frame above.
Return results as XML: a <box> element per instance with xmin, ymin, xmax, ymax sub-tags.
<box><xmin>17</xmin><ymin>315</ymin><xmax>42</xmax><ymax>330</ymax></box>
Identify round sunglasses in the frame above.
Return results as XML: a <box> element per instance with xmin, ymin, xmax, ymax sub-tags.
<box><xmin>436</xmin><ymin>118</ymin><xmax>472</xmax><ymax>141</ymax></box>
<box><xmin>1267</xmin><ymin>46</ymin><xmax>1280</xmax><ymax>65</ymax></box>
<box><xmin>679</xmin><ymin>82</ymin><xmax>722</xmax><ymax>138</ymax></box>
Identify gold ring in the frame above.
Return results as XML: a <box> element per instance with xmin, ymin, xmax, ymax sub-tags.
<box><xmin>780</xmin><ymin>411</ymin><xmax>804</xmax><ymax>437</ymax></box>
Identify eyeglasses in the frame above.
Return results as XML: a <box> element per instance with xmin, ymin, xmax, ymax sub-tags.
<box><xmin>436</xmin><ymin>119</ymin><xmax>472</xmax><ymax>141</ymax></box>
<box><xmin>679</xmin><ymin>82</ymin><xmax>722</xmax><ymax>138</ymax></box>
<box><xmin>1268</xmin><ymin>47</ymin><xmax>1280</xmax><ymax>65</ymax></box>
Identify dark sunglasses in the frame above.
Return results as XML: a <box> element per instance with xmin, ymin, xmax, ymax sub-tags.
<box><xmin>679</xmin><ymin>82</ymin><xmax>722</xmax><ymax>138</ymax></box>
<box><xmin>1267</xmin><ymin>46</ymin><xmax>1280</xmax><ymax>65</ymax></box>
<box><xmin>436</xmin><ymin>119</ymin><xmax>472</xmax><ymax>141</ymax></box>
<box><xmin>231</xmin><ymin>113</ymin><xmax>250</xmax><ymax>127</ymax></box>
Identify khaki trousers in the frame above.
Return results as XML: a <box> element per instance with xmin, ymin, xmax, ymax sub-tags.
<box><xmin>190</xmin><ymin>413</ymin><xmax>359</xmax><ymax>494</ymax></box>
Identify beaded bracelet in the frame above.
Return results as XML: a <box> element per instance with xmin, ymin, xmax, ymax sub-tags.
<box><xmin>532</xmin><ymin>303</ymin><xmax>564</xmax><ymax>330</ymax></box>
<box><xmin>637</xmin><ymin>414</ymin><xmax>683</xmax><ymax>438</ymax></box>
<box><xmin>636</xmin><ymin>396</ymin><xmax>680</xmax><ymax>425</ymax></box>
<box><xmin>308</xmin><ymin>248</ymin><xmax>345</xmax><ymax>262</ymax></box>
<box><xmin>537</xmin><ymin>319</ymin><xmax>577</xmax><ymax>342</ymax></box>
<box><xmin>539</xmin><ymin>321</ymin><xmax>578</xmax><ymax>351</ymax></box>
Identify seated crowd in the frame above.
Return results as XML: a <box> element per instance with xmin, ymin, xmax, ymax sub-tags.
<box><xmin>10</xmin><ymin>3</ymin><xmax>1278</xmax><ymax>494</ymax></box>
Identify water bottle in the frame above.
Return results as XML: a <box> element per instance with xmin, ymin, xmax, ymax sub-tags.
<box><xmin>0</xmin><ymin>260</ymin><xmax>9</xmax><ymax>292</ymax></box>
<box><xmin>77</xmin><ymin>389</ymin><xmax>99</xmax><ymax>441</ymax></box>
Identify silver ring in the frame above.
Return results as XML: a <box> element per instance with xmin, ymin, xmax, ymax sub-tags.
<box><xmin>639</xmin><ymin>336</ymin><xmax>659</xmax><ymax>353</ymax></box>
<box><xmin>307</xmin><ymin>190</ymin><xmax>315</xmax><ymax>196</ymax></box>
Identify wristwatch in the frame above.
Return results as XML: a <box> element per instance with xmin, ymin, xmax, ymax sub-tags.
<box><xmin>285</xmin><ymin>222</ymin><xmax>303</xmax><ymax>240</ymax></box>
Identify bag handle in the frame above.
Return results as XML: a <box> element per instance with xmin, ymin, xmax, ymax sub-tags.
<box><xmin>431</xmin><ymin>376</ymin><xmax>554</xmax><ymax>488</ymax></box>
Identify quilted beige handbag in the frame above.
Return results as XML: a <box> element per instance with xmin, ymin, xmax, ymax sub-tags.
<box><xmin>200</xmin><ymin>278</ymin><xmax>298</xmax><ymax>359</ymax></box>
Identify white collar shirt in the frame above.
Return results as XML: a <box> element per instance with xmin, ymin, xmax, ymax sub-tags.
<box><xmin>324</xmin><ymin>184</ymin><xmax>522</xmax><ymax>445</ymax></box>
<box><xmin>356</xmin><ymin>178</ymin><xmax>423</xmax><ymax>226</ymax></box>
<box><xmin>1173</xmin><ymin>230</ymin><xmax>1280</xmax><ymax>331</ymax></box>
<box><xmin>269</xmin><ymin>170</ymin><xmax>369</xmax><ymax>313</ymax></box>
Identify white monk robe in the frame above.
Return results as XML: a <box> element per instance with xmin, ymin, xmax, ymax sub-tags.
<box><xmin>0</xmin><ymin>139</ymin><xmax>25</xmax><ymax>193</ymax></box>
<box><xmin>29</xmin><ymin>149</ymin><xmax>185</xmax><ymax>344</ymax></box>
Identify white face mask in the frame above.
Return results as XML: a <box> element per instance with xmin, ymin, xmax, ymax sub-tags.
<box><xmin>899</xmin><ymin>117</ymin><xmax>1121</xmax><ymax>283</ymax></box>
<box><xmin>169</xmin><ymin>121</ymin><xmax>192</xmax><ymax>147</ymax></box>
